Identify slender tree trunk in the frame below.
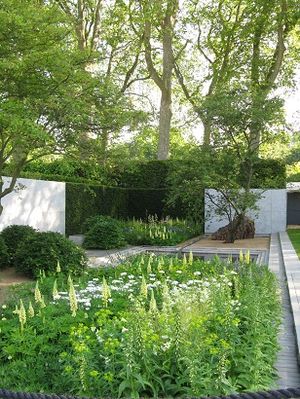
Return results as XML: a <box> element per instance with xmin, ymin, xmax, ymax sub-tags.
<box><xmin>99</xmin><ymin>129</ymin><xmax>109</xmax><ymax>165</ymax></box>
<box><xmin>202</xmin><ymin>119</ymin><xmax>211</xmax><ymax>147</ymax></box>
<box><xmin>158</xmin><ymin>89</ymin><xmax>172</xmax><ymax>160</ymax></box>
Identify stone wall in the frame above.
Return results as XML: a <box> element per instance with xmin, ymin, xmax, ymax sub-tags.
<box><xmin>205</xmin><ymin>189</ymin><xmax>287</xmax><ymax>235</ymax></box>
<box><xmin>0</xmin><ymin>177</ymin><xmax>66</xmax><ymax>234</ymax></box>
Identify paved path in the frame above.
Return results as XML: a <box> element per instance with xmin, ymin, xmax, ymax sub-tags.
<box><xmin>269</xmin><ymin>233</ymin><xmax>300</xmax><ymax>388</ymax></box>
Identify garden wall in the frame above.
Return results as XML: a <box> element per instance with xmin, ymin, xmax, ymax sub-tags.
<box><xmin>205</xmin><ymin>189</ymin><xmax>287</xmax><ymax>234</ymax></box>
<box><xmin>0</xmin><ymin>177</ymin><xmax>65</xmax><ymax>234</ymax></box>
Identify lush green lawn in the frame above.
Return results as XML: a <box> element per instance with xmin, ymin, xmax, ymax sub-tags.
<box><xmin>287</xmin><ymin>229</ymin><xmax>300</xmax><ymax>257</ymax></box>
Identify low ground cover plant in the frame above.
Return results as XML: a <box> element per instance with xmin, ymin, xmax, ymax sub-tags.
<box><xmin>0</xmin><ymin>253</ymin><xmax>280</xmax><ymax>397</ymax></box>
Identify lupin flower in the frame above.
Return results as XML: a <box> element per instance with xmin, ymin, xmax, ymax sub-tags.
<box><xmin>182</xmin><ymin>254</ymin><xmax>187</xmax><ymax>266</ymax></box>
<box><xmin>140</xmin><ymin>276</ymin><xmax>148</xmax><ymax>298</ymax></box>
<box><xmin>149</xmin><ymin>290</ymin><xmax>157</xmax><ymax>313</ymax></box>
<box><xmin>56</xmin><ymin>260</ymin><xmax>61</xmax><ymax>273</ymax></box>
<box><xmin>68</xmin><ymin>277</ymin><xmax>78</xmax><ymax>317</ymax></box>
<box><xmin>67</xmin><ymin>274</ymin><xmax>73</xmax><ymax>286</ymax></box>
<box><xmin>188</xmin><ymin>251</ymin><xmax>193</xmax><ymax>265</ymax></box>
<box><xmin>34</xmin><ymin>281</ymin><xmax>42</xmax><ymax>304</ymax></box>
<box><xmin>245</xmin><ymin>250</ymin><xmax>251</xmax><ymax>265</ymax></box>
<box><xmin>19</xmin><ymin>299</ymin><xmax>26</xmax><ymax>332</ymax></box>
<box><xmin>102</xmin><ymin>277</ymin><xmax>111</xmax><ymax>308</ymax></box>
<box><xmin>28</xmin><ymin>301</ymin><xmax>35</xmax><ymax>318</ymax></box>
<box><xmin>147</xmin><ymin>259</ymin><xmax>152</xmax><ymax>274</ymax></box>
<box><xmin>162</xmin><ymin>282</ymin><xmax>171</xmax><ymax>312</ymax></box>
<box><xmin>239</xmin><ymin>250</ymin><xmax>244</xmax><ymax>263</ymax></box>
<box><xmin>52</xmin><ymin>279</ymin><xmax>60</xmax><ymax>300</ymax></box>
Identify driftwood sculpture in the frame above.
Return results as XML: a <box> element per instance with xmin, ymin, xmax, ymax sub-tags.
<box><xmin>211</xmin><ymin>215</ymin><xmax>255</xmax><ymax>243</ymax></box>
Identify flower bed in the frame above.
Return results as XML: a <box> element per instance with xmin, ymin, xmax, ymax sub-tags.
<box><xmin>123</xmin><ymin>216</ymin><xmax>201</xmax><ymax>246</ymax></box>
<box><xmin>0</xmin><ymin>253</ymin><xmax>280</xmax><ymax>397</ymax></box>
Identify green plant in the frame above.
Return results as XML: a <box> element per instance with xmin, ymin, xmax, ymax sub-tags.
<box><xmin>288</xmin><ymin>229</ymin><xmax>300</xmax><ymax>258</ymax></box>
<box><xmin>83</xmin><ymin>216</ymin><xmax>126</xmax><ymax>249</ymax></box>
<box><xmin>0</xmin><ymin>236</ymin><xmax>9</xmax><ymax>269</ymax></box>
<box><xmin>14</xmin><ymin>232</ymin><xmax>87</xmax><ymax>277</ymax></box>
<box><xmin>1</xmin><ymin>225</ymin><xmax>36</xmax><ymax>266</ymax></box>
<box><xmin>124</xmin><ymin>215</ymin><xmax>201</xmax><ymax>246</ymax></box>
<box><xmin>0</xmin><ymin>253</ymin><xmax>281</xmax><ymax>396</ymax></box>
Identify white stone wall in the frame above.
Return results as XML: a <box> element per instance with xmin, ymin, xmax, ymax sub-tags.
<box><xmin>0</xmin><ymin>177</ymin><xmax>66</xmax><ymax>234</ymax></box>
<box><xmin>205</xmin><ymin>189</ymin><xmax>287</xmax><ymax>235</ymax></box>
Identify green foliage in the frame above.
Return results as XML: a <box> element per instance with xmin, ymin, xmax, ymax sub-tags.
<box><xmin>83</xmin><ymin>216</ymin><xmax>126</xmax><ymax>249</ymax></box>
<box><xmin>65</xmin><ymin>182</ymin><xmax>175</xmax><ymax>235</ymax></box>
<box><xmin>0</xmin><ymin>254</ymin><xmax>281</xmax><ymax>396</ymax></box>
<box><xmin>14</xmin><ymin>232</ymin><xmax>87</xmax><ymax>277</ymax></box>
<box><xmin>1</xmin><ymin>225</ymin><xmax>36</xmax><ymax>266</ymax></box>
<box><xmin>0</xmin><ymin>236</ymin><xmax>9</xmax><ymax>269</ymax></box>
<box><xmin>113</xmin><ymin>160</ymin><xmax>170</xmax><ymax>188</ymax></box>
<box><xmin>287</xmin><ymin>229</ymin><xmax>300</xmax><ymax>258</ymax></box>
<box><xmin>18</xmin><ymin>159</ymin><xmax>116</xmax><ymax>186</ymax></box>
<box><xmin>245</xmin><ymin>158</ymin><xmax>286</xmax><ymax>188</ymax></box>
<box><xmin>66</xmin><ymin>183</ymin><xmax>130</xmax><ymax>235</ymax></box>
<box><xmin>124</xmin><ymin>215</ymin><xmax>201</xmax><ymax>246</ymax></box>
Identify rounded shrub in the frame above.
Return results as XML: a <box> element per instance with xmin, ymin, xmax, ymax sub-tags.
<box><xmin>0</xmin><ymin>236</ymin><xmax>9</xmax><ymax>270</ymax></box>
<box><xmin>1</xmin><ymin>225</ymin><xmax>36</xmax><ymax>265</ymax></box>
<box><xmin>83</xmin><ymin>216</ymin><xmax>126</xmax><ymax>249</ymax></box>
<box><xmin>14</xmin><ymin>232</ymin><xmax>87</xmax><ymax>278</ymax></box>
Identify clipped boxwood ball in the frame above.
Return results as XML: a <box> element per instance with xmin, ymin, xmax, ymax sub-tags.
<box><xmin>1</xmin><ymin>224</ymin><xmax>36</xmax><ymax>266</ymax></box>
<box><xmin>0</xmin><ymin>236</ymin><xmax>9</xmax><ymax>270</ymax></box>
<box><xmin>83</xmin><ymin>217</ymin><xmax>126</xmax><ymax>249</ymax></box>
<box><xmin>15</xmin><ymin>231</ymin><xmax>87</xmax><ymax>278</ymax></box>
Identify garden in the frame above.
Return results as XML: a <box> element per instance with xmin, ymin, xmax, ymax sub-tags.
<box><xmin>0</xmin><ymin>251</ymin><xmax>280</xmax><ymax>397</ymax></box>
<box><xmin>0</xmin><ymin>0</ymin><xmax>299</xmax><ymax>397</ymax></box>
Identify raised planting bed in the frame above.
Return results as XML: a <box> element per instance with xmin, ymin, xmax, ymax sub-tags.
<box><xmin>0</xmin><ymin>253</ymin><xmax>280</xmax><ymax>397</ymax></box>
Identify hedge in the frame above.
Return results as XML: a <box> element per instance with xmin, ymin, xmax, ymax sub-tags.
<box><xmin>65</xmin><ymin>183</ymin><xmax>184</xmax><ymax>235</ymax></box>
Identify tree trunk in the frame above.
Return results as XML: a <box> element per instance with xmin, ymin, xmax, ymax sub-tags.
<box><xmin>202</xmin><ymin>119</ymin><xmax>211</xmax><ymax>147</ymax></box>
<box><xmin>157</xmin><ymin>90</ymin><xmax>172</xmax><ymax>160</ymax></box>
<box><xmin>99</xmin><ymin>129</ymin><xmax>109</xmax><ymax>166</ymax></box>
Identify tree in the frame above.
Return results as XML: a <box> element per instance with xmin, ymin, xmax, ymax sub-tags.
<box><xmin>174</xmin><ymin>0</ymin><xmax>300</xmax><ymax>148</ymax></box>
<box><xmin>0</xmin><ymin>0</ymin><xmax>95</xmax><ymax>215</ymax></box>
<box><xmin>55</xmin><ymin>0</ymin><xmax>149</xmax><ymax>164</ymax></box>
<box><xmin>131</xmin><ymin>0</ymin><xmax>179</xmax><ymax>160</ymax></box>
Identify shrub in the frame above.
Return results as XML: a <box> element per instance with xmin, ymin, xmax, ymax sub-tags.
<box><xmin>15</xmin><ymin>232</ymin><xmax>87</xmax><ymax>277</ymax></box>
<box><xmin>83</xmin><ymin>216</ymin><xmax>126</xmax><ymax>249</ymax></box>
<box><xmin>0</xmin><ymin>236</ymin><xmax>9</xmax><ymax>269</ymax></box>
<box><xmin>1</xmin><ymin>225</ymin><xmax>36</xmax><ymax>265</ymax></box>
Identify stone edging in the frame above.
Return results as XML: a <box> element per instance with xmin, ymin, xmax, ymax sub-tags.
<box><xmin>279</xmin><ymin>231</ymin><xmax>300</xmax><ymax>362</ymax></box>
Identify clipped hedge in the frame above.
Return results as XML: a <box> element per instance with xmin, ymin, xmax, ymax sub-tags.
<box><xmin>65</xmin><ymin>183</ymin><xmax>174</xmax><ymax>235</ymax></box>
